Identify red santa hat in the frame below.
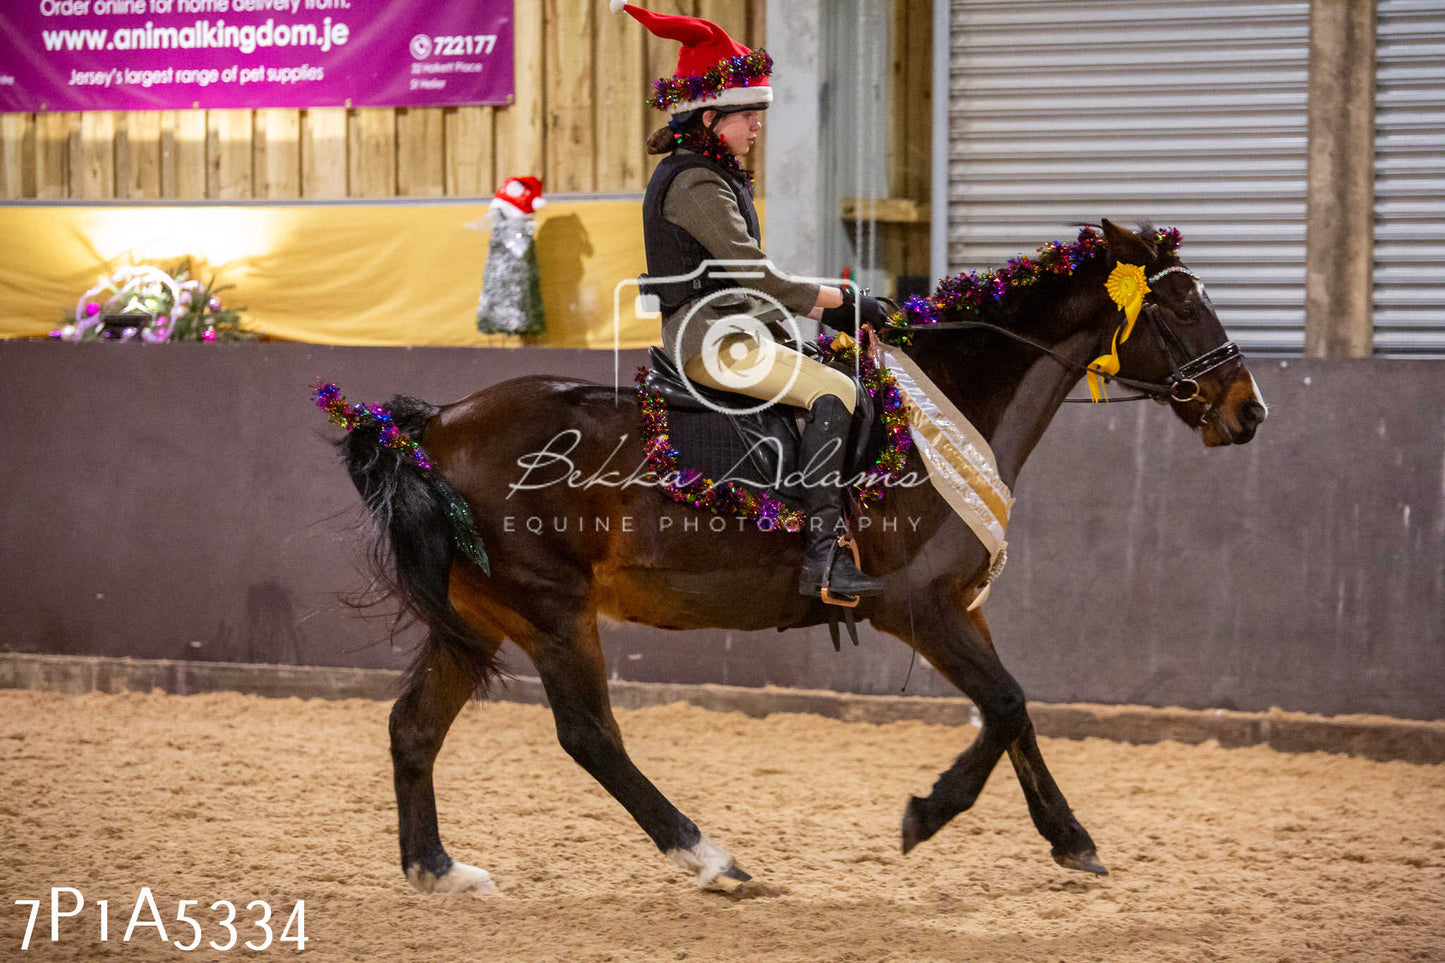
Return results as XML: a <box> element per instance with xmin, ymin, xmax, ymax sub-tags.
<box><xmin>490</xmin><ymin>176</ymin><xmax>546</xmax><ymax>219</ymax></box>
<box><xmin>611</xmin><ymin>1</ymin><xmax>772</xmax><ymax>115</ymax></box>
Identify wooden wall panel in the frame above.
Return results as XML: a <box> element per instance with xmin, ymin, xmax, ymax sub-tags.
<box><xmin>73</xmin><ymin>112</ymin><xmax>115</xmax><ymax>199</ymax></box>
<box><xmin>543</xmin><ymin>0</ymin><xmax>596</xmax><ymax>193</ymax></box>
<box><xmin>207</xmin><ymin>110</ymin><xmax>253</xmax><ymax>200</ymax></box>
<box><xmin>396</xmin><ymin>108</ymin><xmax>446</xmax><ymax>197</ymax></box>
<box><xmin>35</xmin><ymin>113</ymin><xmax>72</xmax><ymax>199</ymax></box>
<box><xmin>444</xmin><ymin>106</ymin><xmax>495</xmax><ymax>197</ymax></box>
<box><xmin>254</xmin><ymin>109</ymin><xmax>301</xmax><ymax>200</ymax></box>
<box><xmin>697</xmin><ymin>1</ymin><xmax>749</xmax><ymax>44</ymax></box>
<box><xmin>117</xmin><ymin>112</ymin><xmax>162</xmax><ymax>199</ymax></box>
<box><xmin>495</xmin><ymin>0</ymin><xmax>544</xmax><ymax>181</ymax></box>
<box><xmin>1</xmin><ymin>114</ymin><xmax>34</xmax><ymax>198</ymax></box>
<box><xmin>161</xmin><ymin>110</ymin><xmax>207</xmax><ymax>199</ymax></box>
<box><xmin>349</xmin><ymin>108</ymin><xmax>396</xmax><ymax>198</ymax></box>
<box><xmin>596</xmin><ymin>3</ymin><xmax>647</xmax><ymax>193</ymax></box>
<box><xmin>301</xmin><ymin>107</ymin><xmax>348</xmax><ymax>198</ymax></box>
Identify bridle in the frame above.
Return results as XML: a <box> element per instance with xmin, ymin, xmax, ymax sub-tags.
<box><xmin>873</xmin><ymin>265</ymin><xmax>1246</xmax><ymax>426</ymax></box>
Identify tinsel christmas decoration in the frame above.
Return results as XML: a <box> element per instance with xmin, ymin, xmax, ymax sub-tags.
<box><xmin>671</xmin><ymin>123</ymin><xmax>754</xmax><ymax>191</ymax></box>
<box><xmin>51</xmin><ymin>260</ymin><xmax>254</xmax><ymax>343</ymax></box>
<box><xmin>633</xmin><ymin>337</ymin><xmax>914</xmax><ymax>527</ymax></box>
<box><xmin>476</xmin><ymin>176</ymin><xmax>547</xmax><ymax>337</ymax></box>
<box><xmin>647</xmin><ymin>49</ymin><xmax>773</xmax><ymax>112</ymax></box>
<box><xmin>635</xmin><ymin>367</ymin><xmax>804</xmax><ymax>532</ymax></box>
<box><xmin>889</xmin><ymin>226</ymin><xmax>1183</xmax><ymax>341</ymax></box>
<box><xmin>312</xmin><ymin>382</ymin><xmax>490</xmax><ymax>575</ymax></box>
<box><xmin>809</xmin><ymin>334</ymin><xmax>914</xmax><ymax>505</ymax></box>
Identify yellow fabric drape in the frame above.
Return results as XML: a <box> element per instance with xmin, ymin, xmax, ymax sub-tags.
<box><xmin>0</xmin><ymin>200</ymin><xmax>675</xmax><ymax>348</ymax></box>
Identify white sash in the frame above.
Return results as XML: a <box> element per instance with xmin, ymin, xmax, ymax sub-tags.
<box><xmin>882</xmin><ymin>347</ymin><xmax>1013</xmax><ymax>608</ymax></box>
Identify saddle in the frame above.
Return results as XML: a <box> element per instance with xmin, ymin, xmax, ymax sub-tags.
<box><xmin>640</xmin><ymin>346</ymin><xmax>887</xmax><ymax>653</ymax></box>
<box><xmin>640</xmin><ymin>346</ymin><xmax>882</xmax><ymax>505</ymax></box>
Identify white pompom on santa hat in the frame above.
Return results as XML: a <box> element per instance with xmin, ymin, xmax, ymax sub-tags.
<box><xmin>611</xmin><ymin>2</ymin><xmax>772</xmax><ymax>115</ymax></box>
<box><xmin>489</xmin><ymin>175</ymin><xmax>546</xmax><ymax>220</ymax></box>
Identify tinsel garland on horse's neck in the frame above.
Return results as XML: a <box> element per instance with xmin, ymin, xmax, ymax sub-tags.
<box><xmin>890</xmin><ymin>225</ymin><xmax>1182</xmax><ymax>337</ymax></box>
<box><xmin>884</xmin><ymin>225</ymin><xmax>1185</xmax><ymax>487</ymax></box>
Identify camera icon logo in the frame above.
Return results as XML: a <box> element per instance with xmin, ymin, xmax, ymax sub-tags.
<box><xmin>612</xmin><ymin>261</ymin><xmax>856</xmax><ymax>418</ymax></box>
<box><xmin>672</xmin><ymin>286</ymin><xmax>801</xmax><ymax>415</ymax></box>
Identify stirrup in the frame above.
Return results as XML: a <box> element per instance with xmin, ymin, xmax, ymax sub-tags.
<box><xmin>818</xmin><ymin>534</ymin><xmax>865</xmax><ymax>652</ymax></box>
<box><xmin>818</xmin><ymin>534</ymin><xmax>863</xmax><ymax>609</ymax></box>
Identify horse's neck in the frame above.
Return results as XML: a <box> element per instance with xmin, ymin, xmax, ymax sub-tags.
<box><xmin>904</xmin><ymin>311</ymin><xmax>1101</xmax><ymax>490</ymax></box>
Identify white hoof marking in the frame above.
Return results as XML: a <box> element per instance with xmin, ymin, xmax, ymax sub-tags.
<box><xmin>666</xmin><ymin>836</ymin><xmax>736</xmax><ymax>889</ymax></box>
<box><xmin>406</xmin><ymin>861</ymin><xmax>500</xmax><ymax>898</ymax></box>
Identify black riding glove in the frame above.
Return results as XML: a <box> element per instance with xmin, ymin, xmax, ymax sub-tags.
<box><xmin>819</xmin><ymin>290</ymin><xmax>891</xmax><ymax>331</ymax></box>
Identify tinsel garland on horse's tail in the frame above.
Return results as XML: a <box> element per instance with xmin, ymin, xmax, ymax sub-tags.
<box><xmin>313</xmin><ymin>383</ymin><xmax>500</xmax><ymax>693</ymax></box>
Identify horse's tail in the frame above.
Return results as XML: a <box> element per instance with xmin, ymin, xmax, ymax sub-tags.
<box><xmin>316</xmin><ymin>383</ymin><xmax>501</xmax><ymax>694</ymax></box>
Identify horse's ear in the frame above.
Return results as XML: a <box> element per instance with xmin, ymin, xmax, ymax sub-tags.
<box><xmin>1101</xmin><ymin>218</ymin><xmax>1157</xmax><ymax>266</ymax></box>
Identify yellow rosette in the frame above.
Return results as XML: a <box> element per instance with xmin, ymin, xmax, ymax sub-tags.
<box><xmin>1087</xmin><ymin>262</ymin><xmax>1151</xmax><ymax>401</ymax></box>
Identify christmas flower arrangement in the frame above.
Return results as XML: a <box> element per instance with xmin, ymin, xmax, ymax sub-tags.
<box><xmin>51</xmin><ymin>260</ymin><xmax>255</xmax><ymax>343</ymax></box>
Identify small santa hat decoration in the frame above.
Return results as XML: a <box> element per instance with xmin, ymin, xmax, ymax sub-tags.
<box><xmin>611</xmin><ymin>1</ymin><xmax>772</xmax><ymax>115</ymax></box>
<box><xmin>490</xmin><ymin>176</ymin><xmax>546</xmax><ymax>219</ymax></box>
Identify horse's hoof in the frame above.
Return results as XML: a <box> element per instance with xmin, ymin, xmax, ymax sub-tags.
<box><xmin>703</xmin><ymin>864</ymin><xmax>753</xmax><ymax>893</ymax></box>
<box><xmin>1053</xmin><ymin>848</ymin><xmax>1108</xmax><ymax>876</ymax></box>
<box><xmin>668</xmin><ymin>835</ymin><xmax>743</xmax><ymax>890</ymax></box>
<box><xmin>901</xmin><ymin>795</ymin><xmax>932</xmax><ymax>855</ymax></box>
<box><xmin>406</xmin><ymin>860</ymin><xmax>501</xmax><ymax>897</ymax></box>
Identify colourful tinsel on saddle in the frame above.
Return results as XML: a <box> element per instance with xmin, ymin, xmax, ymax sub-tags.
<box><xmin>312</xmin><ymin>382</ymin><xmax>434</xmax><ymax>471</ymax></box>
<box><xmin>635</xmin><ymin>368</ymin><xmax>804</xmax><ymax>532</ymax></box>
<box><xmin>634</xmin><ymin>342</ymin><xmax>914</xmax><ymax>529</ymax></box>
<box><xmin>648</xmin><ymin>49</ymin><xmax>773</xmax><ymax>112</ymax></box>
<box><xmin>808</xmin><ymin>335</ymin><xmax>913</xmax><ymax>507</ymax></box>
<box><xmin>885</xmin><ymin>226</ymin><xmax>1183</xmax><ymax>341</ymax></box>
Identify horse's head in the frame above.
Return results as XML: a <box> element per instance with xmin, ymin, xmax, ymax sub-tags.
<box><xmin>1101</xmin><ymin>220</ymin><xmax>1268</xmax><ymax>447</ymax></box>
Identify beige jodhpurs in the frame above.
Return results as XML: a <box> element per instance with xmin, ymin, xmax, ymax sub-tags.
<box><xmin>682</xmin><ymin>331</ymin><xmax>856</xmax><ymax>413</ymax></box>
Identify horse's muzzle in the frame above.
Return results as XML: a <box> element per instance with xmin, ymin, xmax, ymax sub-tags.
<box><xmin>1201</xmin><ymin>369</ymin><xmax>1268</xmax><ymax>447</ymax></box>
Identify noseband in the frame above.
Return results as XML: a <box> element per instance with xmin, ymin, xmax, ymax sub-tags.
<box><xmin>1138</xmin><ymin>266</ymin><xmax>1245</xmax><ymax>424</ymax></box>
<box><xmin>875</xmin><ymin>265</ymin><xmax>1246</xmax><ymax>426</ymax></box>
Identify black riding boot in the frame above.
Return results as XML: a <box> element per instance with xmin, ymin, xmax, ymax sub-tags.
<box><xmin>797</xmin><ymin>395</ymin><xmax>883</xmax><ymax>599</ymax></box>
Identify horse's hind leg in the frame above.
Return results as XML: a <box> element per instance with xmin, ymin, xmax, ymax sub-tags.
<box><xmin>526</xmin><ymin>613</ymin><xmax>751</xmax><ymax>890</ymax></box>
<box><xmin>878</xmin><ymin>597</ymin><xmax>1104</xmax><ymax>874</ymax></box>
<box><xmin>390</xmin><ymin>636</ymin><xmax>501</xmax><ymax>897</ymax></box>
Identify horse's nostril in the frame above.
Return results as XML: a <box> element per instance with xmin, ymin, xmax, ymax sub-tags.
<box><xmin>1239</xmin><ymin>401</ymin><xmax>1266</xmax><ymax>429</ymax></box>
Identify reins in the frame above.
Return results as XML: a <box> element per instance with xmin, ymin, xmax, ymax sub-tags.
<box><xmin>872</xmin><ymin>267</ymin><xmax>1246</xmax><ymax>419</ymax></box>
<box><xmin>875</xmin><ymin>316</ymin><xmax>1172</xmax><ymax>403</ymax></box>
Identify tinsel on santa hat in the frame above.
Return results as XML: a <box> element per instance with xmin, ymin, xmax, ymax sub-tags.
<box><xmin>477</xmin><ymin>176</ymin><xmax>546</xmax><ymax>336</ymax></box>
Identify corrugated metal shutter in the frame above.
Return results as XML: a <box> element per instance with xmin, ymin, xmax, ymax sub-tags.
<box><xmin>1374</xmin><ymin>0</ymin><xmax>1445</xmax><ymax>357</ymax></box>
<box><xmin>947</xmin><ymin>0</ymin><xmax>1311</xmax><ymax>354</ymax></box>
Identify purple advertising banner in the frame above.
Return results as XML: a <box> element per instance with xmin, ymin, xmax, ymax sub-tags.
<box><xmin>0</xmin><ymin>0</ymin><xmax>514</xmax><ymax>112</ymax></box>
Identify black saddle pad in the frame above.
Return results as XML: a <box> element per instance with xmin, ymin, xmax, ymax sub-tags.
<box><xmin>640</xmin><ymin>347</ymin><xmax>882</xmax><ymax>506</ymax></box>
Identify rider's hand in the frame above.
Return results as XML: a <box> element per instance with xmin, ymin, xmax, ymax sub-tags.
<box><xmin>857</xmin><ymin>294</ymin><xmax>892</xmax><ymax>329</ymax></box>
<box><xmin>820</xmin><ymin>291</ymin><xmax>893</xmax><ymax>332</ymax></box>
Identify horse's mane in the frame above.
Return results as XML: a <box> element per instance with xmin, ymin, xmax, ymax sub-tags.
<box><xmin>895</xmin><ymin>224</ymin><xmax>1182</xmax><ymax>334</ymax></box>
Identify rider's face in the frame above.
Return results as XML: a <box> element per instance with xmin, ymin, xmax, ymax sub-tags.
<box><xmin>708</xmin><ymin>110</ymin><xmax>763</xmax><ymax>156</ymax></box>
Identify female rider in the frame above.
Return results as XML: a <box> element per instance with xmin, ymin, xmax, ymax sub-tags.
<box><xmin>616</xmin><ymin>1</ymin><xmax>890</xmax><ymax>600</ymax></box>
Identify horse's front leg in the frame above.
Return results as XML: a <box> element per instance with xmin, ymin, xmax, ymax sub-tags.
<box><xmin>874</xmin><ymin>591</ymin><xmax>1105</xmax><ymax>874</ymax></box>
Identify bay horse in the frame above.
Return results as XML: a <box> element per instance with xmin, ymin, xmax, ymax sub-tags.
<box><xmin>326</xmin><ymin>220</ymin><xmax>1267</xmax><ymax>896</ymax></box>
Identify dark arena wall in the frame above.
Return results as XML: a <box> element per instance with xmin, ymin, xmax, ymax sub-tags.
<box><xmin>1</xmin><ymin>341</ymin><xmax>1440</xmax><ymax>721</ymax></box>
